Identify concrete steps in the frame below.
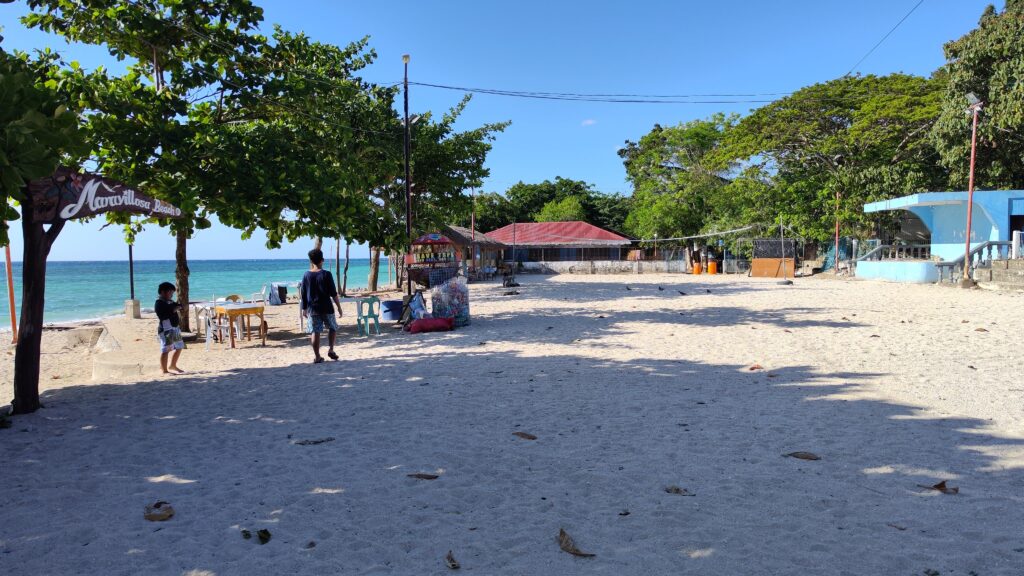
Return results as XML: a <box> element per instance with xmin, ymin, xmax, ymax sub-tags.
<box><xmin>976</xmin><ymin>259</ymin><xmax>1024</xmax><ymax>291</ymax></box>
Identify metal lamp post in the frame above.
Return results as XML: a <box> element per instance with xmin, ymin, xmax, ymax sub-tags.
<box><xmin>403</xmin><ymin>53</ymin><xmax>413</xmax><ymax>297</ymax></box>
<box><xmin>962</xmin><ymin>92</ymin><xmax>984</xmax><ymax>287</ymax></box>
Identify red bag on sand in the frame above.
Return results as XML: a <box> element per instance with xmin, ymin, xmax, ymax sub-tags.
<box><xmin>408</xmin><ymin>317</ymin><xmax>454</xmax><ymax>333</ymax></box>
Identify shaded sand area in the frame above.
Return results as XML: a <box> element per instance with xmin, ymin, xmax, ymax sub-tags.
<box><xmin>2</xmin><ymin>274</ymin><xmax>1023</xmax><ymax>575</ymax></box>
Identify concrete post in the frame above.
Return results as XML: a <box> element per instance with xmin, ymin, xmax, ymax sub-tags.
<box><xmin>1013</xmin><ymin>231</ymin><xmax>1022</xmax><ymax>259</ymax></box>
<box><xmin>124</xmin><ymin>299</ymin><xmax>141</xmax><ymax>320</ymax></box>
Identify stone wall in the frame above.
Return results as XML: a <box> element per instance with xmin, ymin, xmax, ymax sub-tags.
<box><xmin>520</xmin><ymin>260</ymin><xmax>691</xmax><ymax>275</ymax></box>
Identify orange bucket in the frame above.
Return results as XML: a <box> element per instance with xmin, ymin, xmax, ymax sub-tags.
<box><xmin>693</xmin><ymin>263</ymin><xmax>703</xmax><ymax>275</ymax></box>
<box><xmin>707</xmin><ymin>260</ymin><xmax>718</xmax><ymax>275</ymax></box>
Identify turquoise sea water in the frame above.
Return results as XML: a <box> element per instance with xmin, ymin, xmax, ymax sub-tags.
<box><xmin>0</xmin><ymin>258</ymin><xmax>388</xmax><ymax>327</ymax></box>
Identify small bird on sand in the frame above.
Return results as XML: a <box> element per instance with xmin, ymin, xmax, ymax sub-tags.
<box><xmin>658</xmin><ymin>286</ymin><xmax>664</xmax><ymax>291</ymax></box>
<box><xmin>677</xmin><ymin>290</ymin><xmax>687</xmax><ymax>296</ymax></box>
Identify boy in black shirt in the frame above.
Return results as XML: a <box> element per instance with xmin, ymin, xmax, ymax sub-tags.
<box><xmin>155</xmin><ymin>282</ymin><xmax>185</xmax><ymax>374</ymax></box>
<box><xmin>300</xmin><ymin>249</ymin><xmax>342</xmax><ymax>363</ymax></box>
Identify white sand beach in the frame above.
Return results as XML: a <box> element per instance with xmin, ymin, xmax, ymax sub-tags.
<box><xmin>1</xmin><ymin>274</ymin><xmax>1023</xmax><ymax>575</ymax></box>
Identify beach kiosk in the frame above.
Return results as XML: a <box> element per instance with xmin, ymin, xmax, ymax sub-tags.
<box><xmin>408</xmin><ymin>232</ymin><xmax>461</xmax><ymax>288</ymax></box>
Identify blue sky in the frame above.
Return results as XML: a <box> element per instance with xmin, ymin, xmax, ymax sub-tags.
<box><xmin>0</xmin><ymin>0</ymin><xmax>999</xmax><ymax>260</ymax></box>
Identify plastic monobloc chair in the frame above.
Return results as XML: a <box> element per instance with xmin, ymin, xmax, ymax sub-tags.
<box><xmin>356</xmin><ymin>296</ymin><xmax>382</xmax><ymax>336</ymax></box>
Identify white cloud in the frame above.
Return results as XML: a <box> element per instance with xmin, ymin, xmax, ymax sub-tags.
<box><xmin>581</xmin><ymin>119</ymin><xmax>597</xmax><ymax>127</ymax></box>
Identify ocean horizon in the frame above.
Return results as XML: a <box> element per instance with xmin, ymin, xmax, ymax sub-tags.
<box><xmin>0</xmin><ymin>258</ymin><xmax>391</xmax><ymax>327</ymax></box>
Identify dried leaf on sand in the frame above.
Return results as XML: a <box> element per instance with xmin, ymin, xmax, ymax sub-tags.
<box><xmin>445</xmin><ymin>550</ymin><xmax>460</xmax><ymax>569</ymax></box>
<box><xmin>918</xmin><ymin>480</ymin><xmax>959</xmax><ymax>495</ymax></box>
<box><xmin>887</xmin><ymin>523</ymin><xmax>907</xmax><ymax>531</ymax></box>
<box><xmin>143</xmin><ymin>501</ymin><xmax>175</xmax><ymax>521</ymax></box>
<box><xmin>975</xmin><ymin>327</ymin><xmax>989</xmax><ymax>333</ymax></box>
<box><xmin>512</xmin><ymin>431</ymin><xmax>538</xmax><ymax>440</ymax></box>
<box><xmin>784</xmin><ymin>451</ymin><xmax>821</xmax><ymax>461</ymax></box>
<box><xmin>664</xmin><ymin>485</ymin><xmax>695</xmax><ymax>496</ymax></box>
<box><xmin>408</xmin><ymin>473</ymin><xmax>440</xmax><ymax>480</ymax></box>
<box><xmin>558</xmin><ymin>528</ymin><xmax>596</xmax><ymax>557</ymax></box>
<box><xmin>749</xmin><ymin>364</ymin><xmax>764</xmax><ymax>371</ymax></box>
<box><xmin>293</xmin><ymin>437</ymin><xmax>335</xmax><ymax>446</ymax></box>
<box><xmin>257</xmin><ymin>528</ymin><xmax>272</xmax><ymax>544</ymax></box>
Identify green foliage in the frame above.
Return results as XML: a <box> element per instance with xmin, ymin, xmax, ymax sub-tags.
<box><xmin>535</xmin><ymin>195</ymin><xmax>588</xmax><ymax>222</ymax></box>
<box><xmin>619</xmin><ymin>115</ymin><xmax>734</xmax><ymax>239</ymax></box>
<box><xmin>932</xmin><ymin>1</ymin><xmax>1024</xmax><ymax>189</ymax></box>
<box><xmin>0</xmin><ymin>45</ymin><xmax>87</xmax><ymax>245</ymax></box>
<box><xmin>22</xmin><ymin>0</ymin><xmax>269</xmax><ymax>239</ymax></box>
<box><xmin>468</xmin><ymin>177</ymin><xmax>629</xmax><ymax>233</ymax></box>
<box><xmin>718</xmin><ymin>74</ymin><xmax>946</xmax><ymax>241</ymax></box>
<box><xmin>471</xmin><ymin>191</ymin><xmax>516</xmax><ymax>232</ymax></box>
<box><xmin>19</xmin><ymin>1</ymin><xmax>506</xmax><ymax>255</ymax></box>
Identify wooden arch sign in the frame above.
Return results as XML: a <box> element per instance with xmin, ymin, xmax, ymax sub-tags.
<box><xmin>11</xmin><ymin>168</ymin><xmax>182</xmax><ymax>415</ymax></box>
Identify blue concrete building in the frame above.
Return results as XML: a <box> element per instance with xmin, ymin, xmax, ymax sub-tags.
<box><xmin>857</xmin><ymin>190</ymin><xmax>1024</xmax><ymax>283</ymax></box>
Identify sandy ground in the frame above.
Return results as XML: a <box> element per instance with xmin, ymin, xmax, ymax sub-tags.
<box><xmin>1</xmin><ymin>274</ymin><xmax>1023</xmax><ymax>575</ymax></box>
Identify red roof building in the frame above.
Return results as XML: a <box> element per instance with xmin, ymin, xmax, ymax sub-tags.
<box><xmin>486</xmin><ymin>221</ymin><xmax>632</xmax><ymax>262</ymax></box>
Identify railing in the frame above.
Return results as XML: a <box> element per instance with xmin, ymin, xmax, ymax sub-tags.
<box><xmin>857</xmin><ymin>244</ymin><xmax>932</xmax><ymax>262</ymax></box>
<box><xmin>935</xmin><ymin>241</ymin><xmax>1013</xmax><ymax>284</ymax></box>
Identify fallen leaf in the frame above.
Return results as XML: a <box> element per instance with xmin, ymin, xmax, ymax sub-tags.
<box><xmin>842</xmin><ymin>316</ymin><xmax>850</xmax><ymax>321</ymax></box>
<box><xmin>305</xmin><ymin>541</ymin><xmax>316</xmax><ymax>549</ymax></box>
<box><xmin>918</xmin><ymin>480</ymin><xmax>959</xmax><ymax>495</ymax></box>
<box><xmin>767</xmin><ymin>374</ymin><xmax>778</xmax><ymax>378</ymax></box>
<box><xmin>784</xmin><ymin>451</ymin><xmax>821</xmax><ymax>461</ymax></box>
<box><xmin>749</xmin><ymin>364</ymin><xmax>764</xmax><ymax>371</ymax></box>
<box><xmin>870</xmin><ymin>335</ymin><xmax>880</xmax><ymax>338</ymax></box>
<box><xmin>558</xmin><ymin>528</ymin><xmax>595</xmax><ymax>557</ymax></box>
<box><xmin>445</xmin><ymin>550</ymin><xmax>460</xmax><ymax>570</ymax></box>
<box><xmin>408</xmin><ymin>473</ymin><xmax>439</xmax><ymax>480</ymax></box>
<box><xmin>664</xmin><ymin>485</ymin><xmax>695</xmax><ymax>496</ymax></box>
<box><xmin>886</xmin><ymin>523</ymin><xmax>907</xmax><ymax>531</ymax></box>
<box><xmin>241</xmin><ymin>529</ymin><xmax>252</xmax><ymax>540</ymax></box>
<box><xmin>974</xmin><ymin>327</ymin><xmax>989</xmax><ymax>333</ymax></box>
<box><xmin>293</xmin><ymin>437</ymin><xmax>334</xmax><ymax>446</ymax></box>
<box><xmin>784</xmin><ymin>329</ymin><xmax>793</xmax><ymax>333</ymax></box>
<box><xmin>618</xmin><ymin>510</ymin><xmax>630</xmax><ymax>516</ymax></box>
<box><xmin>51</xmin><ymin>375</ymin><xmax>61</xmax><ymax>380</ymax></box>
<box><xmin>257</xmin><ymin>528</ymin><xmax>272</xmax><ymax>544</ymax></box>
<box><xmin>512</xmin><ymin>431</ymin><xmax>538</xmax><ymax>440</ymax></box>
<box><xmin>968</xmin><ymin>365</ymin><xmax>977</xmax><ymax>370</ymax></box>
<box><xmin>143</xmin><ymin>501</ymin><xmax>175</xmax><ymax>522</ymax></box>
<box><xmin>961</xmin><ymin>320</ymin><xmax>969</xmax><ymax>324</ymax></box>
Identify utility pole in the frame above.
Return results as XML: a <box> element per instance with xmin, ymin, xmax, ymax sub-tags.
<box><xmin>403</xmin><ymin>53</ymin><xmax>413</xmax><ymax>297</ymax></box>
<box><xmin>962</xmin><ymin>93</ymin><xmax>984</xmax><ymax>287</ymax></box>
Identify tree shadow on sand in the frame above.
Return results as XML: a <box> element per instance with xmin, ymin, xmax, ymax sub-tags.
<box><xmin>2</xmin><ymin>339</ymin><xmax>1022</xmax><ymax>575</ymax></box>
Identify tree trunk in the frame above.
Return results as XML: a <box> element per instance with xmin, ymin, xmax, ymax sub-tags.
<box><xmin>12</xmin><ymin>197</ymin><xmax>64</xmax><ymax>414</ymax></box>
<box><xmin>175</xmin><ymin>229</ymin><xmax>190</xmax><ymax>333</ymax></box>
<box><xmin>313</xmin><ymin>237</ymin><xmax>323</xmax><ymax>252</ymax></box>
<box><xmin>334</xmin><ymin>238</ymin><xmax>341</xmax><ymax>289</ymax></box>
<box><xmin>368</xmin><ymin>247</ymin><xmax>381</xmax><ymax>291</ymax></box>
<box><xmin>394</xmin><ymin>251</ymin><xmax>406</xmax><ymax>289</ymax></box>
<box><xmin>341</xmin><ymin>242</ymin><xmax>351</xmax><ymax>296</ymax></box>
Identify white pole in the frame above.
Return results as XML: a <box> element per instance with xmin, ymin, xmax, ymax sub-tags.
<box><xmin>1013</xmin><ymin>230</ymin><xmax>1022</xmax><ymax>260</ymax></box>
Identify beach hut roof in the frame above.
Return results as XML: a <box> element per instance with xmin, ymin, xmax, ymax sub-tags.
<box><xmin>485</xmin><ymin>221</ymin><xmax>632</xmax><ymax>247</ymax></box>
<box><xmin>441</xmin><ymin>225</ymin><xmax>507</xmax><ymax>248</ymax></box>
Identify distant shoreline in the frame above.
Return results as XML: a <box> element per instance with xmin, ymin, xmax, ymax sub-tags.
<box><xmin>4</xmin><ymin>256</ymin><xmax>390</xmax><ymax>264</ymax></box>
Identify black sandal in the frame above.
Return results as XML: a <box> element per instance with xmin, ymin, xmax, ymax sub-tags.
<box><xmin>328</xmin><ymin>351</ymin><xmax>339</xmax><ymax>361</ymax></box>
<box><xmin>313</xmin><ymin>357</ymin><xmax>324</xmax><ymax>364</ymax></box>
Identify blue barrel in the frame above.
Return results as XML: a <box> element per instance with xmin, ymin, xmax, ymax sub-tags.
<box><xmin>381</xmin><ymin>299</ymin><xmax>404</xmax><ymax>321</ymax></box>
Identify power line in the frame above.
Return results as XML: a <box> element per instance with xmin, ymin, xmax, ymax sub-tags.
<box><xmin>409</xmin><ymin>82</ymin><xmax>781</xmax><ymax>105</ymax></box>
<box><xmin>843</xmin><ymin>0</ymin><xmax>926</xmax><ymax>77</ymax></box>
<box><xmin>415</xmin><ymin>83</ymin><xmax>794</xmax><ymax>99</ymax></box>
